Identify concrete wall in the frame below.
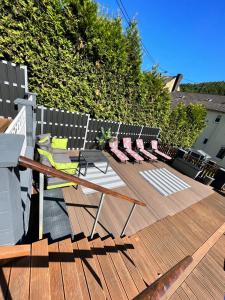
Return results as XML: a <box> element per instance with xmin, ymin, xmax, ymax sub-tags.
<box><xmin>193</xmin><ymin>110</ymin><xmax>225</xmax><ymax>167</ymax></box>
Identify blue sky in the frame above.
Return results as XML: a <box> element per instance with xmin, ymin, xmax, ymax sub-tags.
<box><xmin>96</xmin><ymin>0</ymin><xmax>225</xmax><ymax>83</ymax></box>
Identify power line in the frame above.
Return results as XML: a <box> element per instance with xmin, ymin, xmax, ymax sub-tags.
<box><xmin>115</xmin><ymin>0</ymin><xmax>178</xmax><ymax>76</ymax></box>
<box><xmin>115</xmin><ymin>0</ymin><xmax>225</xmax><ymax>91</ymax></box>
<box><xmin>115</xmin><ymin>0</ymin><xmax>156</xmax><ymax>65</ymax></box>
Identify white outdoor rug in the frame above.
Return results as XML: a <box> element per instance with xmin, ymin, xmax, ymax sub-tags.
<box><xmin>79</xmin><ymin>162</ymin><xmax>126</xmax><ymax>194</ymax></box>
<box><xmin>140</xmin><ymin>168</ymin><xmax>190</xmax><ymax>196</ymax></box>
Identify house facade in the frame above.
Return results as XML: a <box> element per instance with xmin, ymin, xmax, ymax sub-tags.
<box><xmin>172</xmin><ymin>91</ymin><xmax>225</xmax><ymax>168</ymax></box>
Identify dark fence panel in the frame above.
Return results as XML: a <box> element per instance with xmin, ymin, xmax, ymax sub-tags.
<box><xmin>140</xmin><ymin>127</ymin><xmax>160</xmax><ymax>144</ymax></box>
<box><xmin>37</xmin><ymin>105</ymin><xmax>161</xmax><ymax>150</ymax></box>
<box><xmin>0</xmin><ymin>60</ymin><xmax>27</xmax><ymax>118</ymax></box>
<box><xmin>85</xmin><ymin>118</ymin><xmax>119</xmax><ymax>149</ymax></box>
<box><xmin>117</xmin><ymin>123</ymin><xmax>142</xmax><ymax>144</ymax></box>
<box><xmin>36</xmin><ymin>106</ymin><xmax>89</xmax><ymax>149</ymax></box>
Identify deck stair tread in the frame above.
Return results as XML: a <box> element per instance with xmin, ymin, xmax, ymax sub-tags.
<box><xmin>76</xmin><ymin>237</ymin><xmax>105</xmax><ymax>299</ymax></box>
<box><xmin>103</xmin><ymin>237</ymin><xmax>138</xmax><ymax>299</ymax></box>
<box><xmin>113</xmin><ymin>237</ymin><xmax>147</xmax><ymax>293</ymax></box>
<box><xmin>73</xmin><ymin>241</ymin><xmax>91</xmax><ymax>300</ymax></box>
<box><xmin>30</xmin><ymin>239</ymin><xmax>51</xmax><ymax>300</ymax></box>
<box><xmin>91</xmin><ymin>237</ymin><xmax>128</xmax><ymax>299</ymax></box>
<box><xmin>48</xmin><ymin>242</ymin><xmax>65</xmax><ymax>300</ymax></box>
<box><xmin>58</xmin><ymin>238</ymin><xmax>83</xmax><ymax>299</ymax></box>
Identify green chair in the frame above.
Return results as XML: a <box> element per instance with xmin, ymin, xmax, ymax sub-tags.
<box><xmin>37</xmin><ymin>149</ymin><xmax>79</xmax><ymax>189</ymax></box>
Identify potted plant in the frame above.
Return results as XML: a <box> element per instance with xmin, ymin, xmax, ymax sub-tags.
<box><xmin>96</xmin><ymin>127</ymin><xmax>112</xmax><ymax>150</ymax></box>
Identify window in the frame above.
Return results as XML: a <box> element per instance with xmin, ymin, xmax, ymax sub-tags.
<box><xmin>215</xmin><ymin>115</ymin><xmax>222</xmax><ymax>123</ymax></box>
<box><xmin>203</xmin><ymin>138</ymin><xmax>208</xmax><ymax>144</ymax></box>
<box><xmin>216</xmin><ymin>147</ymin><xmax>225</xmax><ymax>159</ymax></box>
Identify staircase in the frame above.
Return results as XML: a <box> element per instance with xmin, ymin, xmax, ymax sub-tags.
<box><xmin>2</xmin><ymin>233</ymin><xmax>159</xmax><ymax>300</ymax></box>
<box><xmin>3</xmin><ymin>193</ymin><xmax>225</xmax><ymax>299</ymax></box>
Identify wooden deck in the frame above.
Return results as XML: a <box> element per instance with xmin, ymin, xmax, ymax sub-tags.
<box><xmin>0</xmin><ymin>118</ymin><xmax>11</xmax><ymax>133</ymax></box>
<box><xmin>64</xmin><ymin>151</ymin><xmax>213</xmax><ymax>238</ymax></box>
<box><xmin>2</xmin><ymin>192</ymin><xmax>225</xmax><ymax>299</ymax></box>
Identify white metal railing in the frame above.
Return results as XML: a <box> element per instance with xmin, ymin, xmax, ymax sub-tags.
<box><xmin>5</xmin><ymin>106</ymin><xmax>27</xmax><ymax>155</ymax></box>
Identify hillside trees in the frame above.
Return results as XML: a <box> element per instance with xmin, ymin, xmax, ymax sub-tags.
<box><xmin>181</xmin><ymin>82</ymin><xmax>225</xmax><ymax>95</ymax></box>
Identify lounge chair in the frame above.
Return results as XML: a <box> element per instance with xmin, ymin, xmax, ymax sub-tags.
<box><xmin>151</xmin><ymin>140</ymin><xmax>172</xmax><ymax>161</ymax></box>
<box><xmin>136</xmin><ymin>139</ymin><xmax>157</xmax><ymax>161</ymax></box>
<box><xmin>122</xmin><ymin>137</ymin><xmax>144</xmax><ymax>163</ymax></box>
<box><xmin>109</xmin><ymin>138</ymin><xmax>129</xmax><ymax>163</ymax></box>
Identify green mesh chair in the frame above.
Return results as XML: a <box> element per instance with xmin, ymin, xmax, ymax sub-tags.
<box><xmin>37</xmin><ymin>148</ymin><xmax>79</xmax><ymax>189</ymax></box>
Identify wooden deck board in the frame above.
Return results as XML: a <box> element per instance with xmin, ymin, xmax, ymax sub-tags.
<box><xmin>30</xmin><ymin>239</ymin><xmax>51</xmax><ymax>300</ymax></box>
<box><xmin>0</xmin><ymin>118</ymin><xmax>11</xmax><ymax>133</ymax></box>
<box><xmin>92</xmin><ymin>238</ymin><xmax>128</xmax><ymax>300</ymax></box>
<box><xmin>73</xmin><ymin>241</ymin><xmax>91</xmax><ymax>300</ymax></box>
<box><xmin>76</xmin><ymin>237</ymin><xmax>105</xmax><ymax>300</ymax></box>
<box><xmin>113</xmin><ymin>237</ymin><xmax>147</xmax><ymax>293</ymax></box>
<box><xmin>2</xmin><ymin>192</ymin><xmax>225</xmax><ymax>299</ymax></box>
<box><xmin>58</xmin><ymin>238</ymin><xmax>83</xmax><ymax>300</ymax></box>
<box><xmin>7</xmin><ymin>256</ymin><xmax>30</xmax><ymax>300</ymax></box>
<box><xmin>0</xmin><ymin>263</ymin><xmax>11</xmax><ymax>300</ymax></box>
<box><xmin>103</xmin><ymin>237</ymin><xmax>138</xmax><ymax>299</ymax></box>
<box><xmin>48</xmin><ymin>243</ymin><xmax>65</xmax><ymax>300</ymax></box>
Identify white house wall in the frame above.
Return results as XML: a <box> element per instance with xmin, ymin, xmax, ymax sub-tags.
<box><xmin>193</xmin><ymin>110</ymin><xmax>225</xmax><ymax>167</ymax></box>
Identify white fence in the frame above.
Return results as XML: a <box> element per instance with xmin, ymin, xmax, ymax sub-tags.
<box><xmin>5</xmin><ymin>106</ymin><xmax>27</xmax><ymax>155</ymax></box>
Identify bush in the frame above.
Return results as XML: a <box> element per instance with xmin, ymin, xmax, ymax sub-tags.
<box><xmin>0</xmin><ymin>0</ymin><xmax>206</xmax><ymax>148</ymax></box>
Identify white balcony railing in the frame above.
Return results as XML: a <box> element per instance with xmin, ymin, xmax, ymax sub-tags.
<box><xmin>5</xmin><ymin>106</ymin><xmax>27</xmax><ymax>155</ymax></box>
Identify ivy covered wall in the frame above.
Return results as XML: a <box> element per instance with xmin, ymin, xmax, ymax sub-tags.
<box><xmin>0</xmin><ymin>0</ymin><xmax>206</xmax><ymax>148</ymax></box>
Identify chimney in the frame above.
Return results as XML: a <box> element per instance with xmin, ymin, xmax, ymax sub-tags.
<box><xmin>172</xmin><ymin>74</ymin><xmax>183</xmax><ymax>92</ymax></box>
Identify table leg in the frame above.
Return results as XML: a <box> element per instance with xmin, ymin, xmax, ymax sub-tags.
<box><xmin>85</xmin><ymin>162</ymin><xmax>88</xmax><ymax>176</ymax></box>
<box><xmin>105</xmin><ymin>162</ymin><xmax>109</xmax><ymax>174</ymax></box>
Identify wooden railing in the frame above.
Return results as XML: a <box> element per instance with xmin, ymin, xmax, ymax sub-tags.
<box><xmin>19</xmin><ymin>156</ymin><xmax>145</xmax><ymax>207</ymax></box>
<box><xmin>19</xmin><ymin>155</ymin><xmax>146</xmax><ymax>239</ymax></box>
<box><xmin>133</xmin><ymin>256</ymin><xmax>193</xmax><ymax>300</ymax></box>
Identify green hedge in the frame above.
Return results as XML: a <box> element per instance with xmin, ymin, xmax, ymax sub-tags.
<box><xmin>0</xmin><ymin>0</ymin><xmax>206</xmax><ymax>147</ymax></box>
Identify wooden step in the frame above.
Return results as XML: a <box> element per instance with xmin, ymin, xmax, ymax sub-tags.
<box><xmin>48</xmin><ymin>242</ymin><xmax>65</xmax><ymax>300</ymax></box>
<box><xmin>113</xmin><ymin>237</ymin><xmax>146</xmax><ymax>293</ymax></box>
<box><xmin>58</xmin><ymin>238</ymin><xmax>83</xmax><ymax>299</ymax></box>
<box><xmin>103</xmin><ymin>237</ymin><xmax>139</xmax><ymax>299</ymax></box>
<box><xmin>0</xmin><ymin>262</ymin><xmax>11</xmax><ymax>299</ymax></box>
<box><xmin>125</xmin><ymin>235</ymin><xmax>162</xmax><ymax>284</ymax></box>
<box><xmin>73</xmin><ymin>241</ymin><xmax>91</xmax><ymax>300</ymax></box>
<box><xmin>30</xmin><ymin>239</ymin><xmax>51</xmax><ymax>300</ymax></box>
<box><xmin>7</xmin><ymin>255</ymin><xmax>30</xmax><ymax>300</ymax></box>
<box><xmin>92</xmin><ymin>237</ymin><xmax>128</xmax><ymax>300</ymax></box>
<box><xmin>90</xmin><ymin>238</ymin><xmax>111</xmax><ymax>300</ymax></box>
<box><xmin>76</xmin><ymin>237</ymin><xmax>105</xmax><ymax>299</ymax></box>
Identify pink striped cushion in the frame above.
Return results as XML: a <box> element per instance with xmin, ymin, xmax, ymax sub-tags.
<box><xmin>109</xmin><ymin>138</ymin><xmax>118</xmax><ymax>150</ymax></box>
<box><xmin>111</xmin><ymin>148</ymin><xmax>129</xmax><ymax>162</ymax></box>
<box><xmin>155</xmin><ymin>149</ymin><xmax>172</xmax><ymax>160</ymax></box>
<box><xmin>126</xmin><ymin>149</ymin><xmax>144</xmax><ymax>161</ymax></box>
<box><xmin>123</xmin><ymin>138</ymin><xmax>132</xmax><ymax>150</ymax></box>
<box><xmin>140</xmin><ymin>149</ymin><xmax>157</xmax><ymax>160</ymax></box>
<box><xmin>136</xmin><ymin>139</ymin><xmax>144</xmax><ymax>150</ymax></box>
<box><xmin>151</xmin><ymin>140</ymin><xmax>158</xmax><ymax>150</ymax></box>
